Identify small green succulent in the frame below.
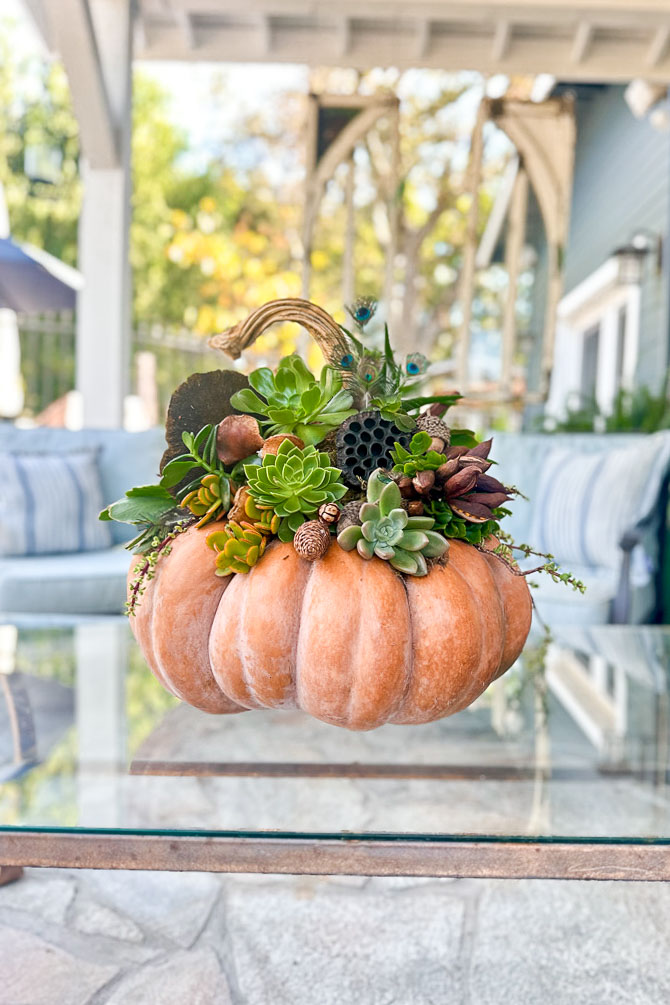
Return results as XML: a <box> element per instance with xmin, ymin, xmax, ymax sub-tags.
<box><xmin>245</xmin><ymin>439</ymin><xmax>348</xmax><ymax>542</ymax></box>
<box><xmin>390</xmin><ymin>431</ymin><xmax>446</xmax><ymax>477</ymax></box>
<box><xmin>337</xmin><ymin>470</ymin><xmax>448</xmax><ymax>576</ymax></box>
<box><xmin>230</xmin><ymin>355</ymin><xmax>356</xmax><ymax>447</ymax></box>
<box><xmin>206</xmin><ymin>521</ymin><xmax>268</xmax><ymax>576</ymax></box>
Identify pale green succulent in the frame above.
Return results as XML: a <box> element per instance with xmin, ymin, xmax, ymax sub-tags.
<box><xmin>337</xmin><ymin>470</ymin><xmax>448</xmax><ymax>576</ymax></box>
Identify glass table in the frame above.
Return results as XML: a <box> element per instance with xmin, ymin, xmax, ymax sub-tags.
<box><xmin>1</xmin><ymin>617</ymin><xmax>670</xmax><ymax>880</ymax></box>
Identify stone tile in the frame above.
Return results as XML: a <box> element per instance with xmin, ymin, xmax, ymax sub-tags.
<box><xmin>222</xmin><ymin>874</ymin><xmax>467</xmax><ymax>1005</ymax></box>
<box><xmin>79</xmin><ymin>870</ymin><xmax>221</xmax><ymax>948</ymax></box>
<box><xmin>0</xmin><ymin>925</ymin><xmax>118</xmax><ymax>1005</ymax></box>
<box><xmin>0</xmin><ymin>872</ymin><xmax>76</xmax><ymax>924</ymax></box>
<box><xmin>104</xmin><ymin>948</ymin><xmax>233</xmax><ymax>1005</ymax></box>
<box><xmin>72</xmin><ymin>900</ymin><xmax>144</xmax><ymax>943</ymax></box>
<box><xmin>470</xmin><ymin>879</ymin><xmax>670</xmax><ymax>1005</ymax></box>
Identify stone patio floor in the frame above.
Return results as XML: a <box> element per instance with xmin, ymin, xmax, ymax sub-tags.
<box><xmin>1</xmin><ymin>869</ymin><xmax>670</xmax><ymax>1004</ymax></box>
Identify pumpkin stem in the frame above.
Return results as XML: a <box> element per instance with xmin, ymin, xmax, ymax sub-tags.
<box><xmin>208</xmin><ymin>298</ymin><xmax>349</xmax><ymax>364</ymax></box>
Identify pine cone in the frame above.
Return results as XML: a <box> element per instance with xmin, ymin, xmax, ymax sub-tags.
<box><xmin>338</xmin><ymin>499</ymin><xmax>363</xmax><ymax>532</ymax></box>
<box><xmin>293</xmin><ymin>520</ymin><xmax>331</xmax><ymax>561</ymax></box>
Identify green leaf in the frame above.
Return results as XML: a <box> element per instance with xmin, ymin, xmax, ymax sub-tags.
<box><xmin>102</xmin><ymin>492</ymin><xmax>177</xmax><ymax>525</ymax></box>
<box><xmin>338</xmin><ymin>525</ymin><xmax>363</xmax><ymax>551</ymax></box>
<box><xmin>423</xmin><ymin>531</ymin><xmax>448</xmax><ymax>558</ymax></box>
<box><xmin>449</xmin><ymin>429</ymin><xmax>479</xmax><ymax>448</ymax></box>
<box><xmin>379</xmin><ymin>481</ymin><xmax>402</xmax><ymax>517</ymax></box>
<box><xmin>230</xmin><ymin>388</ymin><xmax>270</xmax><ymax>416</ymax></box>
<box><xmin>300</xmin><ymin>385</ymin><xmax>322</xmax><ymax>415</ymax></box>
<box><xmin>181</xmin><ymin>430</ymin><xmax>195</xmax><ymax>451</ymax></box>
<box><xmin>248</xmin><ymin>367</ymin><xmax>276</xmax><ymax>398</ymax></box>
<box><xmin>402</xmin><ymin>393</ymin><xmax>462</xmax><ymax>411</ymax></box>
<box><xmin>399</xmin><ymin>529</ymin><xmax>429</xmax><ymax>552</ymax></box>
<box><xmin>389</xmin><ymin>549</ymin><xmax>418</xmax><ymax>575</ymax></box>
<box><xmin>410</xmin><ymin>431</ymin><xmax>432</xmax><ymax>453</ymax></box>
<box><xmin>160</xmin><ymin>457</ymin><xmax>197</xmax><ymax>488</ymax></box>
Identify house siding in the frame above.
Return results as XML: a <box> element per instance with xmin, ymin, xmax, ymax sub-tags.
<box><xmin>564</xmin><ymin>85</ymin><xmax>670</xmax><ymax>391</ymax></box>
<box><xmin>525</xmin><ymin>85</ymin><xmax>670</xmax><ymax>411</ymax></box>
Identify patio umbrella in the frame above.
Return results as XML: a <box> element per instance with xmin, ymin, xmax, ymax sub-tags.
<box><xmin>0</xmin><ymin>237</ymin><xmax>81</xmax><ymax>312</ymax></box>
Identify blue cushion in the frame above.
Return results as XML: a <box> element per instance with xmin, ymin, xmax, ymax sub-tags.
<box><xmin>0</xmin><ymin>427</ymin><xmax>166</xmax><ymax>545</ymax></box>
<box><xmin>529</xmin><ymin>432</ymin><xmax>670</xmax><ymax>572</ymax></box>
<box><xmin>0</xmin><ymin>548</ymin><xmax>130</xmax><ymax>615</ymax></box>
<box><xmin>0</xmin><ymin>449</ymin><xmax>112</xmax><ymax>556</ymax></box>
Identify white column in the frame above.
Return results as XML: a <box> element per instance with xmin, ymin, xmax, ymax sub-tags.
<box><xmin>75</xmin><ymin>0</ymin><xmax>133</xmax><ymax>428</ymax></box>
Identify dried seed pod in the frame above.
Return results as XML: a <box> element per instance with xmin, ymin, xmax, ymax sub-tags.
<box><xmin>476</xmin><ymin>473</ymin><xmax>509</xmax><ymax>494</ymax></box>
<box><xmin>216</xmin><ymin>414</ymin><xmax>264</xmax><ymax>466</ymax></box>
<box><xmin>467</xmin><ymin>491</ymin><xmax>510</xmax><ymax>509</ymax></box>
<box><xmin>443</xmin><ymin>467</ymin><xmax>478</xmax><ymax>499</ymax></box>
<box><xmin>450</xmin><ymin>499</ymin><xmax>494</xmax><ymax>523</ymax></box>
<box><xmin>336</xmin><ymin>411</ymin><xmax>411</xmax><ymax>489</ymax></box>
<box><xmin>397</xmin><ymin>475</ymin><xmax>414</xmax><ymax>498</ymax></box>
<box><xmin>412</xmin><ymin>470</ymin><xmax>436</xmax><ymax>495</ymax></box>
<box><xmin>338</xmin><ymin>499</ymin><xmax>364</xmax><ymax>533</ymax></box>
<box><xmin>445</xmin><ymin>445</ymin><xmax>470</xmax><ymax>460</ymax></box>
<box><xmin>260</xmin><ymin>434</ymin><xmax>305</xmax><ymax>458</ymax></box>
<box><xmin>407</xmin><ymin>499</ymin><xmax>425</xmax><ymax>517</ymax></box>
<box><xmin>459</xmin><ymin>456</ymin><xmax>492</xmax><ymax>473</ymax></box>
<box><xmin>293</xmin><ymin>520</ymin><xmax>331</xmax><ymax>561</ymax></box>
<box><xmin>318</xmin><ymin>502</ymin><xmax>341</xmax><ymax>526</ymax></box>
<box><xmin>429</xmin><ymin>437</ymin><xmax>446</xmax><ymax>453</ymax></box>
<box><xmin>468</xmin><ymin>438</ymin><xmax>493</xmax><ymax>459</ymax></box>
<box><xmin>436</xmin><ymin>459</ymin><xmax>459</xmax><ymax>483</ymax></box>
<box><xmin>227</xmin><ymin>485</ymin><xmax>251</xmax><ymax>523</ymax></box>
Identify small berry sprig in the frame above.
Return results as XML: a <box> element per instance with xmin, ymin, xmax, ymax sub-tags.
<box><xmin>126</xmin><ymin>522</ymin><xmax>189</xmax><ymax>617</ymax></box>
<box><xmin>478</xmin><ymin>533</ymin><xmax>586</xmax><ymax>594</ymax></box>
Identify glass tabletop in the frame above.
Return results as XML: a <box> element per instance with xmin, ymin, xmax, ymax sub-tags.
<box><xmin>1</xmin><ymin>617</ymin><xmax>670</xmax><ymax>843</ymax></box>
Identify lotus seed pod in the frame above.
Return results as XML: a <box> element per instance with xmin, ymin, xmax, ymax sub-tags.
<box><xmin>260</xmin><ymin>434</ymin><xmax>305</xmax><ymax>458</ymax></box>
<box><xmin>293</xmin><ymin>520</ymin><xmax>331</xmax><ymax>561</ymax></box>
<box><xmin>216</xmin><ymin>414</ymin><xmax>264</xmax><ymax>466</ymax></box>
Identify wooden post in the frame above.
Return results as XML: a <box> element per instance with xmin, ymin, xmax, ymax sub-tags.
<box><xmin>72</xmin><ymin>0</ymin><xmax>133</xmax><ymax>427</ymax></box>
<box><xmin>456</xmin><ymin>98</ymin><xmax>487</xmax><ymax>390</ymax></box>
<box><xmin>342</xmin><ymin>153</ymin><xmax>356</xmax><ymax>306</ymax></box>
<box><xmin>500</xmin><ymin>166</ymin><xmax>529</xmax><ymax>395</ymax></box>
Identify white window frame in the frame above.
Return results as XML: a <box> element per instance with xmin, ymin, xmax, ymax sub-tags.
<box><xmin>547</xmin><ymin>258</ymin><xmax>641</xmax><ymax>419</ymax></box>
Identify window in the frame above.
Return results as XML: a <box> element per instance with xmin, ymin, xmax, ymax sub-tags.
<box><xmin>547</xmin><ymin>258</ymin><xmax>641</xmax><ymax>419</ymax></box>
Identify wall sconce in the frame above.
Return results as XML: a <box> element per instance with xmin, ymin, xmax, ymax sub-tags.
<box><xmin>613</xmin><ymin>230</ymin><xmax>663</xmax><ymax>285</ymax></box>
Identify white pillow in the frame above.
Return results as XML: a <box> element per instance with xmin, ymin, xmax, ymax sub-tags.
<box><xmin>529</xmin><ymin>433</ymin><xmax>670</xmax><ymax>570</ymax></box>
<box><xmin>0</xmin><ymin>449</ymin><xmax>112</xmax><ymax>556</ymax></box>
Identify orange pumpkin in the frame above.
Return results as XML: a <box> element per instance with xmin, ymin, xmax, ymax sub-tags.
<box><xmin>128</xmin><ymin>526</ymin><xmax>531</xmax><ymax>731</ymax></box>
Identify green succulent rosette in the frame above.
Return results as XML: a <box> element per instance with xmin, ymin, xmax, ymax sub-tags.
<box><xmin>245</xmin><ymin>439</ymin><xmax>347</xmax><ymax>542</ymax></box>
<box><xmin>337</xmin><ymin>470</ymin><xmax>448</xmax><ymax>576</ymax></box>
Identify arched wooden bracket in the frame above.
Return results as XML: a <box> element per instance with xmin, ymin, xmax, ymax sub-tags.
<box><xmin>209</xmin><ymin>298</ymin><xmax>348</xmax><ymax>364</ymax></box>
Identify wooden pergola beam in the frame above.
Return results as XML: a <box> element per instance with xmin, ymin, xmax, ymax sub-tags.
<box><xmin>42</xmin><ymin>0</ymin><xmax>118</xmax><ymax>169</ymax></box>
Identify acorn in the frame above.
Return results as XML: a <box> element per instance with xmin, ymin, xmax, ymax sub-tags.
<box><xmin>293</xmin><ymin>520</ymin><xmax>331</xmax><ymax>562</ymax></box>
<box><xmin>216</xmin><ymin>415</ymin><xmax>264</xmax><ymax>466</ymax></box>
<box><xmin>318</xmin><ymin>502</ymin><xmax>341</xmax><ymax>526</ymax></box>
<box><xmin>415</xmin><ymin>413</ymin><xmax>451</xmax><ymax>451</ymax></box>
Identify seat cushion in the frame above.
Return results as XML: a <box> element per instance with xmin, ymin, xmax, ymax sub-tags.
<box><xmin>525</xmin><ymin>563</ymin><xmax>656</xmax><ymax>627</ymax></box>
<box><xmin>0</xmin><ymin>548</ymin><xmax>131</xmax><ymax>615</ymax></box>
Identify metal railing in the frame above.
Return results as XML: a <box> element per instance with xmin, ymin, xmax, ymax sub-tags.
<box><xmin>17</xmin><ymin>313</ymin><xmax>220</xmax><ymax>421</ymax></box>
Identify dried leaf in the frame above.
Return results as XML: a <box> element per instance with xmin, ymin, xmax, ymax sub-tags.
<box><xmin>160</xmin><ymin>369</ymin><xmax>249</xmax><ymax>477</ymax></box>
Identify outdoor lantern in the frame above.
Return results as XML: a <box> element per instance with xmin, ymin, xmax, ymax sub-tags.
<box><xmin>613</xmin><ymin>230</ymin><xmax>663</xmax><ymax>285</ymax></box>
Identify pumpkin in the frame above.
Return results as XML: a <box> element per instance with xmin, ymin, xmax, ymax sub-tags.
<box><xmin>128</xmin><ymin>526</ymin><xmax>531</xmax><ymax>731</ymax></box>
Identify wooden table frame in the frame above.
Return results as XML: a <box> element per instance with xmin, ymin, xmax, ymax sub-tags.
<box><xmin>2</xmin><ymin>830</ymin><xmax>670</xmax><ymax>882</ymax></box>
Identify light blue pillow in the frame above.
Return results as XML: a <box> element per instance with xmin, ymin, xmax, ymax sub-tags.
<box><xmin>0</xmin><ymin>449</ymin><xmax>112</xmax><ymax>556</ymax></box>
<box><xmin>530</xmin><ymin>432</ymin><xmax>670</xmax><ymax>571</ymax></box>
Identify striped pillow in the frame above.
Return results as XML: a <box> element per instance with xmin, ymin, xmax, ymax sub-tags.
<box><xmin>530</xmin><ymin>434</ymin><xmax>670</xmax><ymax>571</ymax></box>
<box><xmin>0</xmin><ymin>450</ymin><xmax>112</xmax><ymax>556</ymax></box>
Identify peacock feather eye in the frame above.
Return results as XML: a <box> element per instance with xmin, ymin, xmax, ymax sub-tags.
<box><xmin>357</xmin><ymin>354</ymin><xmax>379</xmax><ymax>384</ymax></box>
<box><xmin>406</xmin><ymin>353</ymin><xmax>428</xmax><ymax>376</ymax></box>
<box><xmin>340</xmin><ymin>353</ymin><xmax>354</xmax><ymax>369</ymax></box>
<box><xmin>346</xmin><ymin>297</ymin><xmax>378</xmax><ymax>329</ymax></box>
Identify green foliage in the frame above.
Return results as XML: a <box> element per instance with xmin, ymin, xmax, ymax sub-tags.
<box><xmin>337</xmin><ymin>470</ymin><xmax>448</xmax><ymax>576</ymax></box>
<box><xmin>99</xmin><ymin>485</ymin><xmax>186</xmax><ymax>554</ymax></box>
<box><xmin>425</xmin><ymin>499</ymin><xmax>505</xmax><ymax>547</ymax></box>
<box><xmin>390</xmin><ymin>431</ymin><xmax>446</xmax><ymax>476</ymax></box>
<box><xmin>160</xmin><ymin>424</ymin><xmax>234</xmax><ymax>526</ymax></box>
<box><xmin>245</xmin><ymin>439</ymin><xmax>347</xmax><ymax>541</ymax></box>
<box><xmin>543</xmin><ymin>385</ymin><xmax>670</xmax><ymax>435</ymax></box>
<box><xmin>231</xmin><ymin>356</ymin><xmax>356</xmax><ymax>446</ymax></box>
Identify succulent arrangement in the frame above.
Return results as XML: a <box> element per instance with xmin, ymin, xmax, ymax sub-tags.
<box><xmin>103</xmin><ymin>296</ymin><xmax>585</xmax><ymax>613</ymax></box>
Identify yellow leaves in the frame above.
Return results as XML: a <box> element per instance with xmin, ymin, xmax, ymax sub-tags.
<box><xmin>310</xmin><ymin>249</ymin><xmax>330</xmax><ymax>271</ymax></box>
<box><xmin>170</xmin><ymin>208</ymin><xmax>191</xmax><ymax>231</ymax></box>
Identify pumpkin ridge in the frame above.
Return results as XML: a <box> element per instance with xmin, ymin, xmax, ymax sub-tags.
<box><xmin>388</xmin><ymin>570</ymin><xmax>415</xmax><ymax>719</ymax></box>
<box><xmin>437</xmin><ymin>557</ymin><xmax>485</xmax><ymax>717</ymax></box>
<box><xmin>342</xmin><ymin>558</ymin><xmax>373</xmax><ymax>729</ymax></box>
<box><xmin>445</xmin><ymin>544</ymin><xmax>505</xmax><ymax>714</ymax></box>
